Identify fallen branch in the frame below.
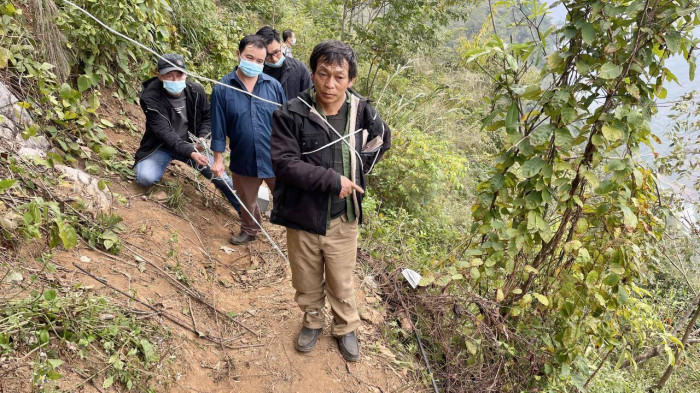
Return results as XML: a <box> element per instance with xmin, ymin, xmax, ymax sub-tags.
<box><xmin>72</xmin><ymin>262</ymin><xmax>250</xmax><ymax>349</ymax></box>
<box><xmin>122</xmin><ymin>243</ymin><xmax>259</xmax><ymax>336</ymax></box>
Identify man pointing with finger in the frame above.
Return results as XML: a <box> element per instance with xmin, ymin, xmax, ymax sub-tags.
<box><xmin>270</xmin><ymin>40</ymin><xmax>391</xmax><ymax>362</ymax></box>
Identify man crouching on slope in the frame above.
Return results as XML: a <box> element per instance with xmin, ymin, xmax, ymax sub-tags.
<box><xmin>134</xmin><ymin>54</ymin><xmax>241</xmax><ymax>215</ymax></box>
<box><xmin>270</xmin><ymin>40</ymin><xmax>391</xmax><ymax>362</ymax></box>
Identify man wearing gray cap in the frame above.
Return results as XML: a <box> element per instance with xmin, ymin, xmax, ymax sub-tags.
<box><xmin>134</xmin><ymin>54</ymin><xmax>241</xmax><ymax>214</ymax></box>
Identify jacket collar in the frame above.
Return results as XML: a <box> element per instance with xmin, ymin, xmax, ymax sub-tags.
<box><xmin>289</xmin><ymin>88</ymin><xmax>363</xmax><ymax>135</ymax></box>
<box><xmin>288</xmin><ymin>88</ymin><xmax>366</xmax><ymax>118</ymax></box>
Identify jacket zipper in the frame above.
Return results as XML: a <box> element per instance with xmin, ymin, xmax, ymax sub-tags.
<box><xmin>138</xmin><ymin>105</ymin><xmax>173</xmax><ymax>162</ymax></box>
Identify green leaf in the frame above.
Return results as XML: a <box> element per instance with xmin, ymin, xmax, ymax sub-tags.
<box><xmin>56</xmin><ymin>220</ymin><xmax>78</xmax><ymax>250</ymax></box>
<box><xmin>619</xmin><ymin>204</ymin><xmax>638</xmax><ymax>230</ymax></box>
<box><xmin>0</xmin><ymin>179</ymin><xmax>16</xmax><ymax>192</ymax></box>
<box><xmin>603</xmin><ymin>273</ymin><xmax>620</xmax><ymax>287</ymax></box>
<box><xmin>0</xmin><ymin>47</ymin><xmax>11</xmax><ymax>69</ymax></box>
<box><xmin>656</xmin><ymin>87</ymin><xmax>668</xmax><ymax>99</ymax></box>
<box><xmin>99</xmin><ymin>145</ymin><xmax>118</xmax><ymax>160</ymax></box>
<box><xmin>59</xmin><ymin>83</ymin><xmax>74</xmax><ymax>100</ymax></box>
<box><xmin>665</xmin><ymin>31</ymin><xmax>681</xmax><ymax>53</ymax></box>
<box><xmin>602</xmin><ymin>124</ymin><xmax>623</xmax><ymax>142</ymax></box>
<box><xmin>46</xmin><ymin>370</ymin><xmax>63</xmax><ymax>380</ymax></box>
<box><xmin>586</xmin><ymin>270</ymin><xmax>599</xmax><ymax>285</ymax></box>
<box><xmin>103</xmin><ymin>376</ymin><xmax>114</xmax><ymax>389</ymax></box>
<box><xmin>470</xmin><ymin>267</ymin><xmax>481</xmax><ymax>280</ymax></box>
<box><xmin>618</xmin><ymin>286</ymin><xmax>629</xmax><ymax>305</ymax></box>
<box><xmin>581</xmin><ymin>23</ymin><xmax>595</xmax><ymax>45</ymax></box>
<box><xmin>665</xmin><ymin>345</ymin><xmax>675</xmax><ymax>366</ymax></box>
<box><xmin>140</xmin><ymin>339</ymin><xmax>158</xmax><ymax>363</ymax></box>
<box><xmin>554</xmin><ymin>127</ymin><xmax>574</xmax><ymax>149</ymax></box>
<box><xmin>599</xmin><ymin>62</ymin><xmax>622</xmax><ymax>79</ymax></box>
<box><xmin>77</xmin><ymin>75</ymin><xmax>92</xmax><ymax>93</ymax></box>
<box><xmin>102</xmin><ymin>230</ymin><xmax>120</xmax><ymax>250</ymax></box>
<box><xmin>47</xmin><ymin>359</ymin><xmax>64</xmax><ymax>369</ymax></box>
<box><xmin>520</xmin><ymin>157</ymin><xmax>546</xmax><ymax>178</ymax></box>
<box><xmin>689</xmin><ymin>58</ymin><xmax>696</xmax><ymax>82</ymax></box>
<box><xmin>533</xmin><ymin>293</ymin><xmax>549</xmax><ymax>306</ymax></box>
<box><xmin>505</xmin><ymin>102</ymin><xmax>519</xmax><ymax>133</ymax></box>
<box><xmin>43</xmin><ymin>289</ymin><xmax>57</xmax><ymax>301</ymax></box>
<box><xmin>530</xmin><ymin>124</ymin><xmax>554</xmax><ymax>146</ymax></box>
<box><xmin>607</xmin><ymin>159</ymin><xmax>626</xmax><ymax>172</ymax></box>
<box><xmin>496</xmin><ymin>288</ymin><xmax>504</xmax><ymax>302</ymax></box>
<box><xmin>39</xmin><ymin>329</ymin><xmax>50</xmax><ymax>344</ymax></box>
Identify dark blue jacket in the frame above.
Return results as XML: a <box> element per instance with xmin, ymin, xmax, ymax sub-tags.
<box><xmin>210</xmin><ymin>68</ymin><xmax>286</xmax><ymax>178</ymax></box>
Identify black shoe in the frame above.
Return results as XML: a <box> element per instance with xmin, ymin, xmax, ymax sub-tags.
<box><xmin>229</xmin><ymin>232</ymin><xmax>256</xmax><ymax>245</ymax></box>
<box><xmin>295</xmin><ymin>326</ymin><xmax>321</xmax><ymax>353</ymax></box>
<box><xmin>336</xmin><ymin>331</ymin><xmax>360</xmax><ymax>362</ymax></box>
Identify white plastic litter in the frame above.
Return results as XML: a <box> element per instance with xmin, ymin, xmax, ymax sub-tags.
<box><xmin>401</xmin><ymin>268</ymin><xmax>422</xmax><ymax>289</ymax></box>
<box><xmin>257</xmin><ymin>186</ymin><xmax>270</xmax><ymax>212</ymax></box>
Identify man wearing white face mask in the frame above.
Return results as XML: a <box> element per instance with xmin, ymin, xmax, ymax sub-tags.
<box><xmin>211</xmin><ymin>35</ymin><xmax>286</xmax><ymax>245</ymax></box>
<box><xmin>257</xmin><ymin>26</ymin><xmax>311</xmax><ymax>101</ymax></box>
<box><xmin>134</xmin><ymin>53</ymin><xmax>242</xmax><ymax>214</ymax></box>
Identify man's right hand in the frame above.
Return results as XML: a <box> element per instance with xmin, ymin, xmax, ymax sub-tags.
<box><xmin>190</xmin><ymin>151</ymin><xmax>209</xmax><ymax>167</ymax></box>
<box><xmin>339</xmin><ymin>175</ymin><xmax>364</xmax><ymax>199</ymax></box>
<box><xmin>211</xmin><ymin>152</ymin><xmax>225</xmax><ymax>178</ymax></box>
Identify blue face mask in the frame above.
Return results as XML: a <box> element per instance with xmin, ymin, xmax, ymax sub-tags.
<box><xmin>292</xmin><ymin>38</ymin><xmax>296</xmax><ymax>46</ymax></box>
<box><xmin>163</xmin><ymin>80</ymin><xmax>186</xmax><ymax>95</ymax></box>
<box><xmin>265</xmin><ymin>56</ymin><xmax>285</xmax><ymax>68</ymax></box>
<box><xmin>239</xmin><ymin>58</ymin><xmax>263</xmax><ymax>77</ymax></box>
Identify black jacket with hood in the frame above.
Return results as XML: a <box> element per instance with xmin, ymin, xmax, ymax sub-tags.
<box><xmin>270</xmin><ymin>89</ymin><xmax>391</xmax><ymax>235</ymax></box>
<box><xmin>134</xmin><ymin>77</ymin><xmax>211</xmax><ymax>165</ymax></box>
<box><xmin>263</xmin><ymin>57</ymin><xmax>312</xmax><ymax>101</ymax></box>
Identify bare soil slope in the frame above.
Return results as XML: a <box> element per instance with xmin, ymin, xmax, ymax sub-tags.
<box><xmin>3</xmin><ymin>97</ymin><xmax>419</xmax><ymax>392</ymax></box>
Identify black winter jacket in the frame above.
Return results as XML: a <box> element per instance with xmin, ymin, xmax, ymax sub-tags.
<box><xmin>134</xmin><ymin>77</ymin><xmax>211</xmax><ymax>165</ymax></box>
<box><xmin>263</xmin><ymin>57</ymin><xmax>312</xmax><ymax>101</ymax></box>
<box><xmin>270</xmin><ymin>89</ymin><xmax>391</xmax><ymax>235</ymax></box>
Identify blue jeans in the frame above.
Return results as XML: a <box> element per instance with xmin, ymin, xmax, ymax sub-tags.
<box><xmin>134</xmin><ymin>147</ymin><xmax>241</xmax><ymax>213</ymax></box>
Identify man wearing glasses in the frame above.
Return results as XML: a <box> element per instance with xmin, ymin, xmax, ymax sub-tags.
<box><xmin>255</xmin><ymin>26</ymin><xmax>312</xmax><ymax>101</ymax></box>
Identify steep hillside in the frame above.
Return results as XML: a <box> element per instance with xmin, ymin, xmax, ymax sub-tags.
<box><xmin>1</xmin><ymin>93</ymin><xmax>418</xmax><ymax>392</ymax></box>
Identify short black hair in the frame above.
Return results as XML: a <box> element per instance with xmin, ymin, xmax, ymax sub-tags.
<box><xmin>238</xmin><ymin>35</ymin><xmax>267</xmax><ymax>53</ymax></box>
<box><xmin>255</xmin><ymin>26</ymin><xmax>281</xmax><ymax>45</ymax></box>
<box><xmin>283</xmin><ymin>30</ymin><xmax>294</xmax><ymax>42</ymax></box>
<box><xmin>309</xmin><ymin>40</ymin><xmax>358</xmax><ymax>80</ymax></box>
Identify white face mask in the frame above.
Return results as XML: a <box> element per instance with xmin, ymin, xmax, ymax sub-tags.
<box><xmin>291</xmin><ymin>38</ymin><xmax>296</xmax><ymax>46</ymax></box>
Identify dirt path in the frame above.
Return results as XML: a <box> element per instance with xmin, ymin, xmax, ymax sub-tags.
<box><xmin>42</xmin><ymin>99</ymin><xmax>417</xmax><ymax>392</ymax></box>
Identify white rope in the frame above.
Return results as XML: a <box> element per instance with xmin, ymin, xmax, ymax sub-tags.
<box><xmin>58</xmin><ymin>0</ymin><xmax>375</xmax><ymax>263</ymax></box>
<box><xmin>213</xmin><ymin>175</ymin><xmax>290</xmax><ymax>265</ymax></box>
<box><xmin>59</xmin><ymin>0</ymin><xmax>283</xmax><ymax>107</ymax></box>
<box><xmin>60</xmin><ymin>0</ymin><xmax>382</xmax><ymax>169</ymax></box>
<box><xmin>297</xmin><ymin>97</ymin><xmax>364</xmax><ymax>162</ymax></box>
<box><xmin>187</xmin><ymin>132</ymin><xmax>290</xmax><ymax>264</ymax></box>
<box><xmin>301</xmin><ymin>128</ymin><xmax>364</xmax><ymax>155</ymax></box>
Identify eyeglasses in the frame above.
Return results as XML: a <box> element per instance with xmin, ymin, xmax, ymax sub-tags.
<box><xmin>266</xmin><ymin>49</ymin><xmax>281</xmax><ymax>60</ymax></box>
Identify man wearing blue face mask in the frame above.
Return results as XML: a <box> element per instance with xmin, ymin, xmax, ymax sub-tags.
<box><xmin>211</xmin><ymin>35</ymin><xmax>286</xmax><ymax>245</ymax></box>
<box><xmin>257</xmin><ymin>26</ymin><xmax>311</xmax><ymax>101</ymax></box>
<box><xmin>134</xmin><ymin>53</ymin><xmax>241</xmax><ymax>214</ymax></box>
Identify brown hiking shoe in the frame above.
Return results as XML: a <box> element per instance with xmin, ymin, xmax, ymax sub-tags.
<box><xmin>336</xmin><ymin>331</ymin><xmax>360</xmax><ymax>362</ymax></box>
<box><xmin>295</xmin><ymin>326</ymin><xmax>321</xmax><ymax>353</ymax></box>
<box><xmin>229</xmin><ymin>232</ymin><xmax>256</xmax><ymax>245</ymax></box>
